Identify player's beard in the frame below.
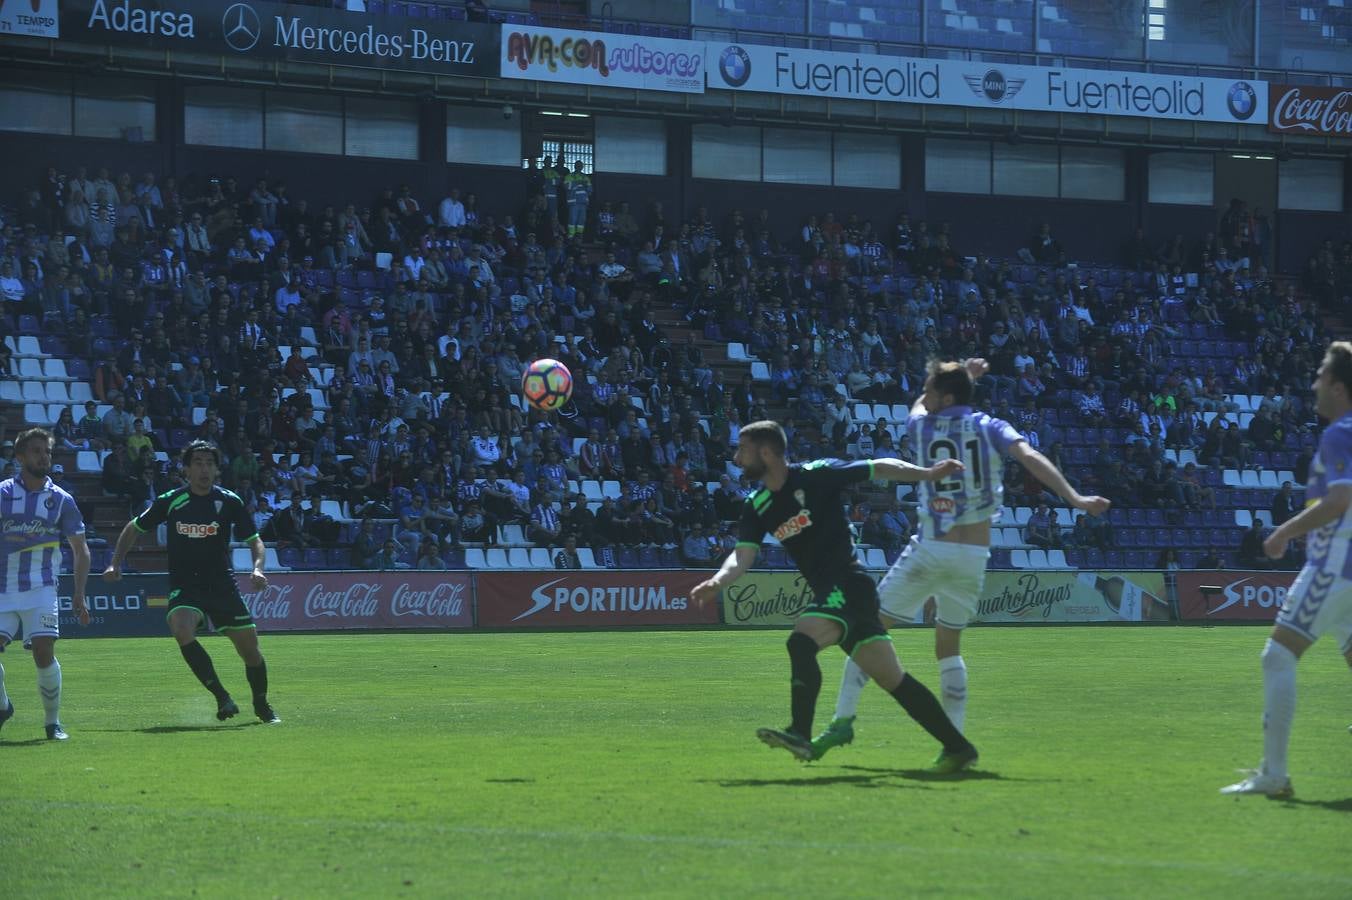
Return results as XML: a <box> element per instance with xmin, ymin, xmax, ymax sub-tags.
<box><xmin>23</xmin><ymin>462</ymin><xmax>49</xmax><ymax>481</ymax></box>
<box><xmin>740</xmin><ymin>456</ymin><xmax>765</xmax><ymax>481</ymax></box>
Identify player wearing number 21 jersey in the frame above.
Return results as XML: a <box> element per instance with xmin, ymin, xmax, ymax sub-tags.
<box><xmin>813</xmin><ymin>359</ymin><xmax>1111</xmax><ymax>759</ymax></box>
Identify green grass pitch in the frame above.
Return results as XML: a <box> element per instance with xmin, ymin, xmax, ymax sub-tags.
<box><xmin>1</xmin><ymin>627</ymin><xmax>1349</xmax><ymax>898</ymax></box>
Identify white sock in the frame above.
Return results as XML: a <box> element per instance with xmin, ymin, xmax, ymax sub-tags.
<box><xmin>37</xmin><ymin>659</ymin><xmax>61</xmax><ymax>726</ymax></box>
<box><xmin>833</xmin><ymin>657</ymin><xmax>871</xmax><ymax>720</ymax></box>
<box><xmin>939</xmin><ymin>655</ymin><xmax>968</xmax><ymax>733</ymax></box>
<box><xmin>1261</xmin><ymin>639</ymin><xmax>1297</xmax><ymax>779</ymax></box>
<box><xmin>0</xmin><ymin>659</ymin><xmax>8</xmax><ymax>710</ymax></box>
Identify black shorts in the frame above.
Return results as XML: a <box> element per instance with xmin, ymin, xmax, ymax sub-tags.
<box><xmin>166</xmin><ymin>579</ymin><xmax>255</xmax><ymax>633</ymax></box>
<box><xmin>799</xmin><ymin>565</ymin><xmax>890</xmax><ymax>656</ymax></box>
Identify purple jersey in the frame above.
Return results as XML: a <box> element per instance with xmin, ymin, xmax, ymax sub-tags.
<box><xmin>906</xmin><ymin>406</ymin><xmax>1023</xmax><ymax>539</ymax></box>
<box><xmin>0</xmin><ymin>476</ymin><xmax>85</xmax><ymax>600</ymax></box>
<box><xmin>1303</xmin><ymin>412</ymin><xmax>1352</xmax><ymax>551</ymax></box>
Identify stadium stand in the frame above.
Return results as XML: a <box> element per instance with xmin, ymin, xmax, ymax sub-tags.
<box><xmin>1</xmin><ymin>148</ymin><xmax>1345</xmax><ymax>574</ymax></box>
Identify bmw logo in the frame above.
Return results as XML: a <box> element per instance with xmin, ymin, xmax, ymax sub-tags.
<box><xmin>719</xmin><ymin>45</ymin><xmax>752</xmax><ymax>88</ymax></box>
<box><xmin>982</xmin><ymin>69</ymin><xmax>1007</xmax><ymax>102</ymax></box>
<box><xmin>1227</xmin><ymin>81</ymin><xmax>1257</xmax><ymax>120</ymax></box>
<box><xmin>222</xmin><ymin>3</ymin><xmax>262</xmax><ymax>53</ymax></box>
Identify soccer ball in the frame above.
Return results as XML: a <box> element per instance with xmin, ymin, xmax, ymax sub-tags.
<box><xmin>521</xmin><ymin>358</ymin><xmax>573</xmax><ymax>411</ymax></box>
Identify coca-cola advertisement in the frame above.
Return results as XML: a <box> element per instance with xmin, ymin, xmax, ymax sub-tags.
<box><xmin>1176</xmin><ymin>570</ymin><xmax>1297</xmax><ymax>621</ymax></box>
<box><xmin>240</xmin><ymin>572</ymin><xmax>473</xmax><ymax>631</ymax></box>
<box><xmin>477</xmin><ymin>571</ymin><xmax>719</xmax><ymax>627</ymax></box>
<box><xmin>1267</xmin><ymin>85</ymin><xmax>1352</xmax><ymax>137</ymax></box>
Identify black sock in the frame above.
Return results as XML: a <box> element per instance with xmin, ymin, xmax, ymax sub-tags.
<box><xmin>245</xmin><ymin>659</ymin><xmax>268</xmax><ymax>704</ymax></box>
<box><xmin>786</xmin><ymin>632</ymin><xmax>822</xmax><ymax>739</ymax></box>
<box><xmin>891</xmin><ymin>673</ymin><xmax>972</xmax><ymax>754</ymax></box>
<box><xmin>180</xmin><ymin>640</ymin><xmax>229</xmax><ymax>702</ymax></box>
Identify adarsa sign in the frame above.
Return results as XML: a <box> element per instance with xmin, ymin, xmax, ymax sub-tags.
<box><xmin>1268</xmin><ymin>85</ymin><xmax>1352</xmax><ymax>137</ymax></box>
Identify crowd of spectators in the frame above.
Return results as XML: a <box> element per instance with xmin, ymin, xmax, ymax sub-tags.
<box><xmin>2</xmin><ymin>156</ymin><xmax>1348</xmax><ymax>570</ymax></box>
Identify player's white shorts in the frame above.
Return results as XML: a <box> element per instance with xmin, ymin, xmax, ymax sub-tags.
<box><xmin>1275</xmin><ymin>542</ymin><xmax>1352</xmax><ymax>653</ymax></box>
<box><xmin>878</xmin><ymin>537</ymin><xmax>990</xmax><ymax>630</ymax></box>
<box><xmin>0</xmin><ymin>586</ymin><xmax>61</xmax><ymax>647</ymax></box>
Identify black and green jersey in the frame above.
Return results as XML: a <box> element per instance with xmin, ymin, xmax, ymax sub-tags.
<box><xmin>737</xmin><ymin>459</ymin><xmax>875</xmax><ymax>597</ymax></box>
<box><xmin>133</xmin><ymin>485</ymin><xmax>257</xmax><ymax>584</ymax></box>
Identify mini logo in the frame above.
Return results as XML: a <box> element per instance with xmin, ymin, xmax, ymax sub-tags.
<box><xmin>719</xmin><ymin>45</ymin><xmax>751</xmax><ymax>88</ymax></box>
<box><xmin>793</xmin><ymin>489</ymin><xmax>806</xmax><ymax>507</ymax></box>
<box><xmin>1227</xmin><ymin>81</ymin><xmax>1257</xmax><ymax>120</ymax></box>
<box><xmin>929</xmin><ymin>497</ymin><xmax>955</xmax><ymax>515</ymax></box>
<box><xmin>176</xmin><ymin>521</ymin><xmax>220</xmax><ymax>538</ymax></box>
<box><xmin>964</xmin><ymin>69</ymin><xmax>1024</xmax><ymax>103</ymax></box>
<box><xmin>222</xmin><ymin>3</ymin><xmax>260</xmax><ymax>52</ymax></box>
<box><xmin>45</xmin><ymin>497</ymin><xmax>57</xmax><ymax>510</ymax></box>
<box><xmin>215</xmin><ymin>500</ymin><xmax>223</xmax><ymax>513</ymax></box>
<box><xmin>772</xmin><ymin>510</ymin><xmax>813</xmax><ymax>542</ymax></box>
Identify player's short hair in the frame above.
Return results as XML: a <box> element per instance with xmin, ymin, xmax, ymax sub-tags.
<box><xmin>181</xmin><ymin>440</ymin><xmax>222</xmax><ymax>467</ymax></box>
<box><xmin>1324</xmin><ymin>342</ymin><xmax>1352</xmax><ymax>398</ymax></box>
<box><xmin>740</xmin><ymin>420</ymin><xmax>787</xmax><ymax>457</ymax></box>
<box><xmin>926</xmin><ymin>359</ymin><xmax>974</xmax><ymax>406</ymax></box>
<box><xmin>14</xmin><ymin>427</ymin><xmax>53</xmax><ymax>453</ymax></box>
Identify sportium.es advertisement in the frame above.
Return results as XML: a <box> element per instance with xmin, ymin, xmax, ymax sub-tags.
<box><xmin>722</xmin><ymin>570</ymin><xmax>1174</xmax><ymax>626</ymax></box>
<box><xmin>477</xmin><ymin>571</ymin><xmax>717</xmax><ymax>627</ymax></box>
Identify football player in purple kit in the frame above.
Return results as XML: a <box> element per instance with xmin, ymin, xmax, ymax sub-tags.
<box><xmin>0</xmin><ymin>428</ymin><xmax>91</xmax><ymax>741</ymax></box>
<box><xmin>815</xmin><ymin>359</ymin><xmax>1110</xmax><ymax>759</ymax></box>
<box><xmin>1223</xmin><ymin>342</ymin><xmax>1352</xmax><ymax>797</ymax></box>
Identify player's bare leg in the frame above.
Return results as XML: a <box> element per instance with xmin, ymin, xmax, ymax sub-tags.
<box><xmin>169</xmin><ymin>608</ymin><xmax>237</xmax><ymax>720</ymax></box>
<box><xmin>757</xmin><ymin>616</ymin><xmax>840</xmax><ymax>760</ymax></box>
<box><xmin>1222</xmin><ymin>624</ymin><xmax>1309</xmax><ymax>797</ymax></box>
<box><xmin>224</xmin><ymin>626</ymin><xmax>278</xmax><ymax>724</ymax></box>
<box><xmin>852</xmin><ymin>637</ymin><xmax>977</xmax><ymax>772</ymax></box>
<box><xmin>29</xmin><ymin>636</ymin><xmax>66</xmax><ymax>740</ymax></box>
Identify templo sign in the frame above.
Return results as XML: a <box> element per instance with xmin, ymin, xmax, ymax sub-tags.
<box><xmin>0</xmin><ymin>0</ymin><xmax>59</xmax><ymax>38</ymax></box>
<box><xmin>1267</xmin><ymin>85</ymin><xmax>1352</xmax><ymax>137</ymax></box>
<box><xmin>58</xmin><ymin>0</ymin><xmax>497</xmax><ymax>77</ymax></box>
<box><xmin>502</xmin><ymin>24</ymin><xmax>704</xmax><ymax>94</ymax></box>
<box><xmin>707</xmin><ymin>42</ymin><xmax>1267</xmax><ymax>125</ymax></box>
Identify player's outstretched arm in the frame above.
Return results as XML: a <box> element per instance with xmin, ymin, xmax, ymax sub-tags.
<box><xmin>691</xmin><ymin>544</ymin><xmax>758</xmax><ymax>608</ymax></box>
<box><xmin>1008</xmin><ymin>440</ymin><xmax>1110</xmax><ymax>515</ymax></box>
<box><xmin>871</xmin><ymin>458</ymin><xmax>965</xmax><ymax>483</ymax></box>
<box><xmin>1264</xmin><ymin>483</ymin><xmax>1351</xmax><ymax>559</ymax></box>
<box><xmin>103</xmin><ymin>520</ymin><xmax>142</xmax><ymax>581</ymax></box>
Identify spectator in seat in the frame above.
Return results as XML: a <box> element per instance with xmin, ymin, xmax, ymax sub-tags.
<box><xmin>416</xmin><ymin>540</ymin><xmax>447</xmax><ymax>570</ymax></box>
<box><xmin>1272</xmin><ymin>481</ymin><xmax>1296</xmax><ymax>526</ymax></box>
<box><xmin>1019</xmin><ymin>222</ymin><xmax>1063</xmax><ymax>265</ymax></box>
<box><xmin>564</xmin><ymin>494</ymin><xmax>596</xmax><ymax>546</ymax></box>
<box><xmin>682</xmin><ymin>523</ymin><xmax>714</xmax><ymax>565</ymax></box>
<box><xmin>529</xmin><ymin>496</ymin><xmax>562</xmax><ymax>548</ymax></box>
<box><xmin>1024</xmin><ymin>503</ymin><xmax>1057</xmax><ymax>549</ymax></box>
<box><xmin>554</xmin><ymin>534</ymin><xmax>583</xmax><ymax>569</ymax></box>
<box><xmin>101</xmin><ymin>443</ymin><xmax>146</xmax><ymax>504</ymax></box>
<box><xmin>54</xmin><ymin>407</ymin><xmax>90</xmax><ymax>451</ymax></box>
<box><xmin>1237</xmin><ymin>519</ymin><xmax>1269</xmax><ymax>569</ymax></box>
<box><xmin>376</xmin><ymin>539</ymin><xmax>409</xmax><ymax>571</ymax></box>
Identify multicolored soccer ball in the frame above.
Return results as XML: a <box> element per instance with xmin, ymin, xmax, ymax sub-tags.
<box><xmin>521</xmin><ymin>358</ymin><xmax>573</xmax><ymax>412</ymax></box>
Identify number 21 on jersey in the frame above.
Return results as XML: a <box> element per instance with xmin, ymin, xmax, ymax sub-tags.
<box><xmin>927</xmin><ymin>436</ymin><xmax>986</xmax><ymax>494</ymax></box>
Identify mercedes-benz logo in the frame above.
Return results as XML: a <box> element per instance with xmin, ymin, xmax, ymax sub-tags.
<box><xmin>222</xmin><ymin>3</ymin><xmax>261</xmax><ymax>53</ymax></box>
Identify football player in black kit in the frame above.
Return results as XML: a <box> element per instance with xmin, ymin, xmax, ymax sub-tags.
<box><xmin>691</xmin><ymin>421</ymin><xmax>977</xmax><ymax>771</ymax></box>
<box><xmin>104</xmin><ymin>441</ymin><xmax>280</xmax><ymax>724</ymax></box>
